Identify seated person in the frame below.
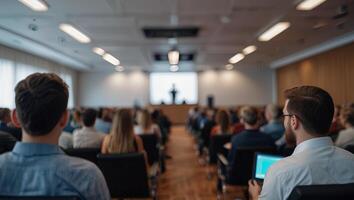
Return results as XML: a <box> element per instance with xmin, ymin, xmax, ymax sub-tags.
<box><xmin>335</xmin><ymin>107</ymin><xmax>354</xmax><ymax>148</ymax></box>
<box><xmin>0</xmin><ymin>131</ymin><xmax>17</xmax><ymax>154</ymax></box>
<box><xmin>211</xmin><ymin>109</ymin><xmax>233</xmax><ymax>136</ymax></box>
<box><xmin>73</xmin><ymin>108</ymin><xmax>105</xmax><ymax>148</ymax></box>
<box><xmin>59</xmin><ymin>131</ymin><xmax>73</xmax><ymax>149</ymax></box>
<box><xmin>0</xmin><ymin>73</ymin><xmax>110</xmax><ymax>199</ymax></box>
<box><xmin>227</xmin><ymin>106</ymin><xmax>275</xmax><ymax>170</ymax></box>
<box><xmin>95</xmin><ymin>108</ymin><xmax>112</xmax><ymax>134</ymax></box>
<box><xmin>0</xmin><ymin>108</ymin><xmax>22</xmax><ymax>140</ymax></box>
<box><xmin>134</xmin><ymin>109</ymin><xmax>161</xmax><ymax>137</ymax></box>
<box><xmin>101</xmin><ymin>109</ymin><xmax>144</xmax><ymax>154</ymax></box>
<box><xmin>249</xmin><ymin>86</ymin><xmax>354</xmax><ymax>200</ymax></box>
<box><xmin>260</xmin><ymin>104</ymin><xmax>285</xmax><ymax>141</ymax></box>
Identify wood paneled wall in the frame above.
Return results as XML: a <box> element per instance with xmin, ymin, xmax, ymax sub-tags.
<box><xmin>277</xmin><ymin>42</ymin><xmax>354</xmax><ymax>105</ymax></box>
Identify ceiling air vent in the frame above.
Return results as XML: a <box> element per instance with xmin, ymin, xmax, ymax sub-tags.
<box><xmin>143</xmin><ymin>27</ymin><xmax>199</xmax><ymax>38</ymax></box>
<box><xmin>154</xmin><ymin>53</ymin><xmax>195</xmax><ymax>62</ymax></box>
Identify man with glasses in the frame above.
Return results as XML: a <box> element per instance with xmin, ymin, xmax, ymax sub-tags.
<box><xmin>248</xmin><ymin>86</ymin><xmax>354</xmax><ymax>200</ymax></box>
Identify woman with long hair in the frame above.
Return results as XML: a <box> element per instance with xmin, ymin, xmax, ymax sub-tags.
<box><xmin>101</xmin><ymin>109</ymin><xmax>144</xmax><ymax>154</ymax></box>
<box><xmin>134</xmin><ymin>109</ymin><xmax>161</xmax><ymax>137</ymax></box>
<box><xmin>211</xmin><ymin>109</ymin><xmax>232</xmax><ymax>136</ymax></box>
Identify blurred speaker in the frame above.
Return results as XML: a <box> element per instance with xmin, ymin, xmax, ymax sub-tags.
<box><xmin>207</xmin><ymin>95</ymin><xmax>214</xmax><ymax>109</ymax></box>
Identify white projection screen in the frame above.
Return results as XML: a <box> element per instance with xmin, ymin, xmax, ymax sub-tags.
<box><xmin>150</xmin><ymin>72</ymin><xmax>198</xmax><ymax>105</ymax></box>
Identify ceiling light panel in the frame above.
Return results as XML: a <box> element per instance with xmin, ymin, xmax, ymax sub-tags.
<box><xmin>297</xmin><ymin>0</ymin><xmax>327</xmax><ymax>11</ymax></box>
<box><xmin>59</xmin><ymin>24</ymin><xmax>91</xmax><ymax>43</ymax></box>
<box><xmin>92</xmin><ymin>47</ymin><xmax>105</xmax><ymax>56</ymax></box>
<box><xmin>229</xmin><ymin>53</ymin><xmax>245</xmax><ymax>64</ymax></box>
<box><xmin>103</xmin><ymin>53</ymin><xmax>120</xmax><ymax>66</ymax></box>
<box><xmin>258</xmin><ymin>22</ymin><xmax>290</xmax><ymax>42</ymax></box>
<box><xmin>168</xmin><ymin>50</ymin><xmax>180</xmax><ymax>65</ymax></box>
<box><xmin>18</xmin><ymin>0</ymin><xmax>48</xmax><ymax>12</ymax></box>
<box><xmin>242</xmin><ymin>45</ymin><xmax>257</xmax><ymax>55</ymax></box>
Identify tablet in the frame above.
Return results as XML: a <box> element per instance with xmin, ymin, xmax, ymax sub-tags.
<box><xmin>253</xmin><ymin>153</ymin><xmax>283</xmax><ymax>181</ymax></box>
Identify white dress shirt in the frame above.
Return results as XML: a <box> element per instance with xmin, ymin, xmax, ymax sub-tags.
<box><xmin>73</xmin><ymin>127</ymin><xmax>105</xmax><ymax>148</ymax></box>
<box><xmin>134</xmin><ymin>124</ymin><xmax>161</xmax><ymax>137</ymax></box>
<box><xmin>259</xmin><ymin>137</ymin><xmax>354</xmax><ymax>200</ymax></box>
<box><xmin>335</xmin><ymin>127</ymin><xmax>354</xmax><ymax>148</ymax></box>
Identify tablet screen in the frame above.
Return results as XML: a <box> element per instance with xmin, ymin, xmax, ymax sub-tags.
<box><xmin>254</xmin><ymin>154</ymin><xmax>283</xmax><ymax>180</ymax></box>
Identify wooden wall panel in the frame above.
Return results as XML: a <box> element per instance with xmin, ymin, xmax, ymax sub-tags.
<box><xmin>277</xmin><ymin>42</ymin><xmax>354</xmax><ymax>105</ymax></box>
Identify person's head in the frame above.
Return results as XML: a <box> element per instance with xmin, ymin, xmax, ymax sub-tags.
<box><xmin>265</xmin><ymin>104</ymin><xmax>282</xmax><ymax>122</ymax></box>
<box><xmin>13</xmin><ymin>73</ymin><xmax>69</xmax><ymax>141</ymax></box>
<box><xmin>339</xmin><ymin>107</ymin><xmax>354</xmax><ymax>128</ymax></box>
<box><xmin>283</xmin><ymin>86</ymin><xmax>334</xmax><ymax>145</ymax></box>
<box><xmin>0</xmin><ymin>108</ymin><xmax>11</xmax><ymax>123</ymax></box>
<box><xmin>137</xmin><ymin>109</ymin><xmax>152</xmax><ymax>130</ymax></box>
<box><xmin>240</xmin><ymin>106</ymin><xmax>258</xmax><ymax>128</ymax></box>
<box><xmin>216</xmin><ymin>109</ymin><xmax>230</xmax><ymax>133</ymax></box>
<box><xmin>73</xmin><ymin>108</ymin><xmax>82</xmax><ymax>125</ymax></box>
<box><xmin>109</xmin><ymin>109</ymin><xmax>135</xmax><ymax>153</ymax></box>
<box><xmin>82</xmin><ymin>109</ymin><xmax>97</xmax><ymax>127</ymax></box>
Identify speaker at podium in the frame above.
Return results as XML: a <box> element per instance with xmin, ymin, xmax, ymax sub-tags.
<box><xmin>207</xmin><ymin>95</ymin><xmax>214</xmax><ymax>109</ymax></box>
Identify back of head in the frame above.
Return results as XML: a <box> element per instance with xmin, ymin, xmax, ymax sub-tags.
<box><xmin>216</xmin><ymin>109</ymin><xmax>230</xmax><ymax>133</ymax></box>
<box><xmin>15</xmin><ymin>73</ymin><xmax>68</xmax><ymax>136</ymax></box>
<box><xmin>240</xmin><ymin>106</ymin><xmax>258</xmax><ymax>126</ymax></box>
<box><xmin>137</xmin><ymin>109</ymin><xmax>152</xmax><ymax>130</ymax></box>
<box><xmin>82</xmin><ymin>108</ymin><xmax>97</xmax><ymax>127</ymax></box>
<box><xmin>340</xmin><ymin>107</ymin><xmax>354</xmax><ymax>127</ymax></box>
<box><xmin>265</xmin><ymin>104</ymin><xmax>282</xmax><ymax>121</ymax></box>
<box><xmin>0</xmin><ymin>108</ymin><xmax>11</xmax><ymax>123</ymax></box>
<box><xmin>109</xmin><ymin>109</ymin><xmax>135</xmax><ymax>153</ymax></box>
<box><xmin>284</xmin><ymin>86</ymin><xmax>334</xmax><ymax>136</ymax></box>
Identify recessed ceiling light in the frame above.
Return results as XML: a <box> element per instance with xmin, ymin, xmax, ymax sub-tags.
<box><xmin>168</xmin><ymin>50</ymin><xmax>180</xmax><ymax>65</ymax></box>
<box><xmin>220</xmin><ymin>16</ymin><xmax>231</xmax><ymax>24</ymax></box>
<box><xmin>103</xmin><ymin>53</ymin><xmax>120</xmax><ymax>66</ymax></box>
<box><xmin>229</xmin><ymin>53</ymin><xmax>245</xmax><ymax>64</ymax></box>
<box><xmin>258</xmin><ymin>22</ymin><xmax>290</xmax><ymax>42</ymax></box>
<box><xmin>225</xmin><ymin>64</ymin><xmax>234</xmax><ymax>70</ymax></box>
<box><xmin>18</xmin><ymin>0</ymin><xmax>48</xmax><ymax>12</ymax></box>
<box><xmin>59</xmin><ymin>24</ymin><xmax>91</xmax><ymax>43</ymax></box>
<box><xmin>115</xmin><ymin>66</ymin><xmax>124</xmax><ymax>72</ymax></box>
<box><xmin>242</xmin><ymin>45</ymin><xmax>257</xmax><ymax>55</ymax></box>
<box><xmin>92</xmin><ymin>47</ymin><xmax>105</xmax><ymax>56</ymax></box>
<box><xmin>170</xmin><ymin>65</ymin><xmax>179</xmax><ymax>72</ymax></box>
<box><xmin>297</xmin><ymin>0</ymin><xmax>327</xmax><ymax>11</ymax></box>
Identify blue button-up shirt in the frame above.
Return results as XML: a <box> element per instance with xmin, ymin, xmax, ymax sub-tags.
<box><xmin>0</xmin><ymin>142</ymin><xmax>110</xmax><ymax>200</ymax></box>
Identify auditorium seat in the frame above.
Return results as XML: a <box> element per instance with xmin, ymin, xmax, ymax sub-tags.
<box><xmin>97</xmin><ymin>152</ymin><xmax>157</xmax><ymax>199</ymax></box>
<box><xmin>345</xmin><ymin>145</ymin><xmax>354</xmax><ymax>154</ymax></box>
<box><xmin>287</xmin><ymin>183</ymin><xmax>354</xmax><ymax>200</ymax></box>
<box><xmin>64</xmin><ymin>148</ymin><xmax>100</xmax><ymax>166</ymax></box>
<box><xmin>217</xmin><ymin>147</ymin><xmax>276</xmax><ymax>192</ymax></box>
<box><xmin>208</xmin><ymin>134</ymin><xmax>232</xmax><ymax>164</ymax></box>
<box><xmin>138</xmin><ymin>134</ymin><xmax>161</xmax><ymax>165</ymax></box>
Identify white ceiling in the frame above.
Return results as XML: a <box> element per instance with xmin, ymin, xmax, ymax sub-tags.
<box><xmin>0</xmin><ymin>0</ymin><xmax>353</xmax><ymax>72</ymax></box>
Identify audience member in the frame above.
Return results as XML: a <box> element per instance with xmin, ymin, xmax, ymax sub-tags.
<box><xmin>329</xmin><ymin>105</ymin><xmax>344</xmax><ymax>135</ymax></box>
<box><xmin>0</xmin><ymin>108</ymin><xmax>22</xmax><ymax>140</ymax></box>
<box><xmin>73</xmin><ymin>108</ymin><xmax>105</xmax><ymax>148</ymax></box>
<box><xmin>260</xmin><ymin>104</ymin><xmax>285</xmax><ymax>141</ymax></box>
<box><xmin>101</xmin><ymin>109</ymin><xmax>144</xmax><ymax>154</ymax></box>
<box><xmin>0</xmin><ymin>131</ymin><xmax>17</xmax><ymax>154</ymax></box>
<box><xmin>249</xmin><ymin>86</ymin><xmax>354</xmax><ymax>200</ymax></box>
<box><xmin>134</xmin><ymin>109</ymin><xmax>161</xmax><ymax>137</ymax></box>
<box><xmin>211</xmin><ymin>109</ymin><xmax>232</xmax><ymax>135</ymax></box>
<box><xmin>0</xmin><ymin>73</ymin><xmax>110</xmax><ymax>199</ymax></box>
<box><xmin>335</xmin><ymin>107</ymin><xmax>354</xmax><ymax>148</ymax></box>
<box><xmin>59</xmin><ymin>131</ymin><xmax>73</xmax><ymax>149</ymax></box>
<box><xmin>227</xmin><ymin>106</ymin><xmax>275</xmax><ymax>168</ymax></box>
<box><xmin>95</xmin><ymin>107</ymin><xmax>112</xmax><ymax>134</ymax></box>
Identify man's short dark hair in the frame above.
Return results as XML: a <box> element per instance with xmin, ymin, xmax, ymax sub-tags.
<box><xmin>240</xmin><ymin>106</ymin><xmax>258</xmax><ymax>126</ymax></box>
<box><xmin>82</xmin><ymin>109</ymin><xmax>97</xmax><ymax>127</ymax></box>
<box><xmin>0</xmin><ymin>108</ymin><xmax>10</xmax><ymax>121</ymax></box>
<box><xmin>284</xmin><ymin>86</ymin><xmax>334</xmax><ymax>136</ymax></box>
<box><xmin>15</xmin><ymin>73</ymin><xmax>68</xmax><ymax>136</ymax></box>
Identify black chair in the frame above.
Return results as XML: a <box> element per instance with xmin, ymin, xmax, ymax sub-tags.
<box><xmin>138</xmin><ymin>134</ymin><xmax>160</xmax><ymax>166</ymax></box>
<box><xmin>345</xmin><ymin>145</ymin><xmax>354</xmax><ymax>154</ymax></box>
<box><xmin>0</xmin><ymin>131</ymin><xmax>17</xmax><ymax>154</ymax></box>
<box><xmin>208</xmin><ymin>134</ymin><xmax>232</xmax><ymax>164</ymax></box>
<box><xmin>0</xmin><ymin>196</ymin><xmax>80</xmax><ymax>200</ymax></box>
<box><xmin>217</xmin><ymin>146</ymin><xmax>276</xmax><ymax>191</ymax></box>
<box><xmin>287</xmin><ymin>183</ymin><xmax>354</xmax><ymax>200</ymax></box>
<box><xmin>97</xmin><ymin>153</ymin><xmax>157</xmax><ymax>199</ymax></box>
<box><xmin>64</xmin><ymin>148</ymin><xmax>100</xmax><ymax>166</ymax></box>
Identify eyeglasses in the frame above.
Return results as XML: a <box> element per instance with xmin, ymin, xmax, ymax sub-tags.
<box><xmin>281</xmin><ymin>113</ymin><xmax>302</xmax><ymax>122</ymax></box>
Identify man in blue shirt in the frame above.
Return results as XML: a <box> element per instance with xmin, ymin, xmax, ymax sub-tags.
<box><xmin>260</xmin><ymin>104</ymin><xmax>285</xmax><ymax>141</ymax></box>
<box><xmin>0</xmin><ymin>73</ymin><xmax>110</xmax><ymax>200</ymax></box>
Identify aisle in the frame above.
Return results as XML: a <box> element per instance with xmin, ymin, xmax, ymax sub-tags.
<box><xmin>157</xmin><ymin>126</ymin><xmax>217</xmax><ymax>200</ymax></box>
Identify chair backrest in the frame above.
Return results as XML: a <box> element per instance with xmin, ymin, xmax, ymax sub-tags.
<box><xmin>287</xmin><ymin>183</ymin><xmax>354</xmax><ymax>200</ymax></box>
<box><xmin>138</xmin><ymin>134</ymin><xmax>159</xmax><ymax>165</ymax></box>
<box><xmin>0</xmin><ymin>196</ymin><xmax>80</xmax><ymax>200</ymax></box>
<box><xmin>0</xmin><ymin>131</ymin><xmax>17</xmax><ymax>154</ymax></box>
<box><xmin>97</xmin><ymin>152</ymin><xmax>150</xmax><ymax>198</ymax></box>
<box><xmin>227</xmin><ymin>146</ymin><xmax>276</xmax><ymax>185</ymax></box>
<box><xmin>345</xmin><ymin>145</ymin><xmax>354</xmax><ymax>154</ymax></box>
<box><xmin>209</xmin><ymin>134</ymin><xmax>232</xmax><ymax>164</ymax></box>
<box><xmin>64</xmin><ymin>148</ymin><xmax>100</xmax><ymax>165</ymax></box>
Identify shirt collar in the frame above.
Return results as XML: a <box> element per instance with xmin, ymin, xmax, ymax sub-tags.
<box><xmin>12</xmin><ymin>142</ymin><xmax>64</xmax><ymax>157</ymax></box>
<box><xmin>293</xmin><ymin>136</ymin><xmax>333</xmax><ymax>155</ymax></box>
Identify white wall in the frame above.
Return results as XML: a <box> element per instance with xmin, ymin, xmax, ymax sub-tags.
<box><xmin>78</xmin><ymin>67</ymin><xmax>275</xmax><ymax>107</ymax></box>
<box><xmin>198</xmin><ymin>68</ymin><xmax>275</xmax><ymax>106</ymax></box>
<box><xmin>78</xmin><ymin>71</ymin><xmax>149</xmax><ymax>107</ymax></box>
